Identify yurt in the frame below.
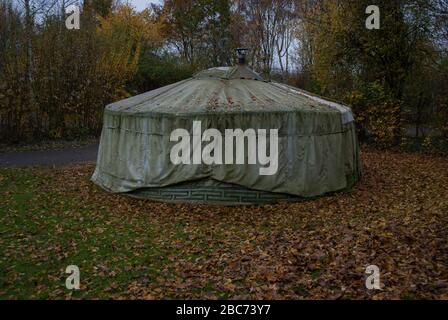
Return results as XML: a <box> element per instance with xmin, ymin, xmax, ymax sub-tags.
<box><xmin>91</xmin><ymin>50</ymin><xmax>362</xmax><ymax>204</ymax></box>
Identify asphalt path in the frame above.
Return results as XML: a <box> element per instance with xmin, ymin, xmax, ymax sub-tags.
<box><xmin>0</xmin><ymin>143</ymin><xmax>99</xmax><ymax>168</ymax></box>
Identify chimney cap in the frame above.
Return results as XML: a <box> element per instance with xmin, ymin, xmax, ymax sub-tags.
<box><xmin>236</xmin><ymin>48</ymin><xmax>249</xmax><ymax>65</ymax></box>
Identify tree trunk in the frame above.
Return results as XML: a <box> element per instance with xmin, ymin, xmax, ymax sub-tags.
<box><xmin>24</xmin><ymin>0</ymin><xmax>36</xmax><ymax>138</ymax></box>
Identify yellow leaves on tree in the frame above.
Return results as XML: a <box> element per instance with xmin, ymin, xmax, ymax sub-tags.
<box><xmin>96</xmin><ymin>5</ymin><xmax>165</xmax><ymax>100</ymax></box>
<box><xmin>300</xmin><ymin>1</ymin><xmax>355</xmax><ymax>97</ymax></box>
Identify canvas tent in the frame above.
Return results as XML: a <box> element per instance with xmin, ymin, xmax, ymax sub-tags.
<box><xmin>91</xmin><ymin>60</ymin><xmax>362</xmax><ymax>204</ymax></box>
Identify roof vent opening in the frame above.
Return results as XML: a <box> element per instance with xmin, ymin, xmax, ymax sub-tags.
<box><xmin>236</xmin><ymin>48</ymin><xmax>248</xmax><ymax>65</ymax></box>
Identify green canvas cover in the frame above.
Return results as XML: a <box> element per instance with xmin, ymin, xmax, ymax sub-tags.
<box><xmin>91</xmin><ymin>65</ymin><xmax>362</xmax><ymax>200</ymax></box>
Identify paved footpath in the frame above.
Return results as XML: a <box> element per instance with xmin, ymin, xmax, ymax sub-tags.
<box><xmin>0</xmin><ymin>143</ymin><xmax>99</xmax><ymax>168</ymax></box>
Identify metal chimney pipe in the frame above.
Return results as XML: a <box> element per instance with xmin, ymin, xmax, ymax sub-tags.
<box><xmin>236</xmin><ymin>48</ymin><xmax>248</xmax><ymax>65</ymax></box>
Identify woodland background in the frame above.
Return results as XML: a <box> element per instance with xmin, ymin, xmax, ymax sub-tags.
<box><xmin>0</xmin><ymin>0</ymin><xmax>447</xmax><ymax>151</ymax></box>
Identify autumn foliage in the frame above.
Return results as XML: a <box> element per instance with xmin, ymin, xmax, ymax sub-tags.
<box><xmin>0</xmin><ymin>0</ymin><xmax>447</xmax><ymax>150</ymax></box>
<box><xmin>0</xmin><ymin>1</ymin><xmax>163</xmax><ymax>142</ymax></box>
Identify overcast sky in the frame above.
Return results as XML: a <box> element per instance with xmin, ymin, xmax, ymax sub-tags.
<box><xmin>128</xmin><ymin>0</ymin><xmax>161</xmax><ymax>11</ymax></box>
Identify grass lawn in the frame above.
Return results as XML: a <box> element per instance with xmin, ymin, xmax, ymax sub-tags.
<box><xmin>0</xmin><ymin>150</ymin><xmax>447</xmax><ymax>299</ymax></box>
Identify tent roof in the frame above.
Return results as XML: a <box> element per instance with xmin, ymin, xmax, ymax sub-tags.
<box><xmin>193</xmin><ymin>65</ymin><xmax>265</xmax><ymax>81</ymax></box>
<box><xmin>105</xmin><ymin>65</ymin><xmax>354</xmax><ymax>124</ymax></box>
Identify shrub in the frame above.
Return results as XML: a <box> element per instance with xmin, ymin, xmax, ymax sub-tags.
<box><xmin>346</xmin><ymin>82</ymin><xmax>402</xmax><ymax>148</ymax></box>
<box><xmin>130</xmin><ymin>54</ymin><xmax>195</xmax><ymax>93</ymax></box>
